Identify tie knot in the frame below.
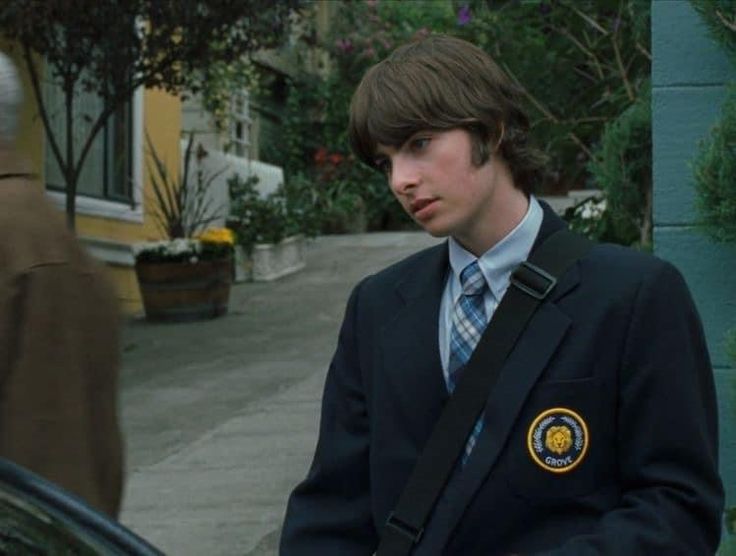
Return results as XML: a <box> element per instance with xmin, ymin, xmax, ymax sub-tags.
<box><xmin>459</xmin><ymin>261</ymin><xmax>486</xmax><ymax>295</ymax></box>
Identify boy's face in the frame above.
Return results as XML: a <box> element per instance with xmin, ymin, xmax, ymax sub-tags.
<box><xmin>375</xmin><ymin>128</ymin><xmax>517</xmax><ymax>255</ymax></box>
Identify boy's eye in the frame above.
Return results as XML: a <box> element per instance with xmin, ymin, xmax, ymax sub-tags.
<box><xmin>409</xmin><ymin>137</ymin><xmax>430</xmax><ymax>151</ymax></box>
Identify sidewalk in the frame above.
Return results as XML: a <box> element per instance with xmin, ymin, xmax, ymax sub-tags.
<box><xmin>118</xmin><ymin>232</ymin><xmax>440</xmax><ymax>555</ymax></box>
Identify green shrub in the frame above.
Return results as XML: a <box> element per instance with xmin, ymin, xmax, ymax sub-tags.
<box><xmin>228</xmin><ymin>175</ymin><xmax>300</xmax><ymax>254</ymax></box>
<box><xmin>587</xmin><ymin>80</ymin><xmax>652</xmax><ymax>247</ymax></box>
<box><xmin>693</xmin><ymin>85</ymin><xmax>736</xmax><ymax>243</ymax></box>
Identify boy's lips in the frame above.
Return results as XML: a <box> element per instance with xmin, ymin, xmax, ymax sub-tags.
<box><xmin>410</xmin><ymin>197</ymin><xmax>438</xmax><ymax>214</ymax></box>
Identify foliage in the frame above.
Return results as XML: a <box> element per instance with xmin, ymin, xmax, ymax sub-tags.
<box><xmin>693</xmin><ymin>86</ymin><xmax>736</xmax><ymax>243</ymax></box>
<box><xmin>274</xmin><ymin>0</ymin><xmax>650</xmax><ymax>233</ymax></box>
<box><xmin>586</xmin><ymin>80</ymin><xmax>652</xmax><ymax>247</ymax></box>
<box><xmin>0</xmin><ymin>0</ymin><xmax>300</xmax><ymax>229</ymax></box>
<box><xmin>690</xmin><ymin>0</ymin><xmax>736</xmax><ymax>65</ymax></box>
<box><xmin>690</xmin><ymin>1</ymin><xmax>736</xmax><ymax>244</ymax></box>
<box><xmin>132</xmin><ymin>228</ymin><xmax>233</xmax><ymax>264</ymax></box>
<box><xmin>146</xmin><ymin>132</ymin><xmax>226</xmax><ymax>240</ymax></box>
<box><xmin>227</xmin><ymin>174</ymin><xmax>309</xmax><ymax>255</ymax></box>
<box><xmin>459</xmin><ymin>0</ymin><xmax>650</xmax><ymax>193</ymax></box>
<box><xmin>195</xmin><ymin>57</ymin><xmax>262</xmax><ymax>134</ymax></box>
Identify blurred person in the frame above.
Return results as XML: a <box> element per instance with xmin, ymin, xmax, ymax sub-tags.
<box><xmin>0</xmin><ymin>51</ymin><xmax>123</xmax><ymax>516</ymax></box>
<box><xmin>281</xmin><ymin>35</ymin><xmax>723</xmax><ymax>554</ymax></box>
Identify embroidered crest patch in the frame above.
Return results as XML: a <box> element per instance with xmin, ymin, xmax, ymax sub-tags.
<box><xmin>527</xmin><ymin>407</ymin><xmax>588</xmax><ymax>473</ymax></box>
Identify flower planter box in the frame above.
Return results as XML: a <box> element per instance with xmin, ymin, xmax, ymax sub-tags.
<box><xmin>135</xmin><ymin>256</ymin><xmax>232</xmax><ymax>322</ymax></box>
<box><xmin>249</xmin><ymin>235</ymin><xmax>306</xmax><ymax>282</ymax></box>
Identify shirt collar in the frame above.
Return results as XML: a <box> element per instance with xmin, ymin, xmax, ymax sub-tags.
<box><xmin>448</xmin><ymin>195</ymin><xmax>543</xmax><ymax>301</ymax></box>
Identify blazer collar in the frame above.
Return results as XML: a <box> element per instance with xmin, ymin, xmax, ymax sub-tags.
<box><xmin>533</xmin><ymin>198</ymin><xmax>568</xmax><ymax>248</ymax></box>
<box><xmin>394</xmin><ymin>242</ymin><xmax>449</xmax><ymax>304</ymax></box>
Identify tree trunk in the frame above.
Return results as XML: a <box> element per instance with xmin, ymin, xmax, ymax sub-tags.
<box><xmin>640</xmin><ymin>185</ymin><xmax>652</xmax><ymax>247</ymax></box>
<box><xmin>64</xmin><ymin>77</ymin><xmax>76</xmax><ymax>232</ymax></box>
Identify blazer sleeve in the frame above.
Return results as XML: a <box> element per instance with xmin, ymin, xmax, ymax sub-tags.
<box><xmin>280</xmin><ymin>281</ymin><xmax>378</xmax><ymax>555</ymax></box>
<box><xmin>540</xmin><ymin>261</ymin><xmax>724</xmax><ymax>555</ymax></box>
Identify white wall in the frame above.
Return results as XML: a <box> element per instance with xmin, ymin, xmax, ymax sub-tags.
<box><xmin>181</xmin><ymin>139</ymin><xmax>284</xmax><ymax>228</ymax></box>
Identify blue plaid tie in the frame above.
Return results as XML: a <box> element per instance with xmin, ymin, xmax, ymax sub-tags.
<box><xmin>448</xmin><ymin>260</ymin><xmax>488</xmax><ymax>465</ymax></box>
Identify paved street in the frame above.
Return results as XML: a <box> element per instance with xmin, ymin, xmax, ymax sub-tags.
<box><xmin>118</xmin><ymin>232</ymin><xmax>440</xmax><ymax>555</ymax></box>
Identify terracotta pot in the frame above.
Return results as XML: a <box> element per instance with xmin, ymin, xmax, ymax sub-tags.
<box><xmin>135</xmin><ymin>256</ymin><xmax>232</xmax><ymax>322</ymax></box>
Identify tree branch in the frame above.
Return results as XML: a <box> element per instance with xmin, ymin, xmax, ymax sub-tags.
<box><xmin>501</xmin><ymin>62</ymin><xmax>593</xmax><ymax>158</ymax></box>
<box><xmin>716</xmin><ymin>9</ymin><xmax>736</xmax><ymax>32</ymax></box>
<box><xmin>21</xmin><ymin>43</ymin><xmax>66</xmax><ymax>189</ymax></box>
<box><xmin>612</xmin><ymin>30</ymin><xmax>635</xmax><ymax>102</ymax></box>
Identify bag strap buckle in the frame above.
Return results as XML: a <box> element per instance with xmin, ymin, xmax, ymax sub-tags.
<box><xmin>385</xmin><ymin>512</ymin><xmax>424</xmax><ymax>544</ymax></box>
<box><xmin>511</xmin><ymin>261</ymin><xmax>557</xmax><ymax>300</ymax></box>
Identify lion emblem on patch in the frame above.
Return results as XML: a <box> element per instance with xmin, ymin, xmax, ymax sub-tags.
<box><xmin>527</xmin><ymin>407</ymin><xmax>588</xmax><ymax>473</ymax></box>
<box><xmin>545</xmin><ymin>426</ymin><xmax>573</xmax><ymax>455</ymax></box>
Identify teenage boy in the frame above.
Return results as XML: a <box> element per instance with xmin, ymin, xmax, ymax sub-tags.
<box><xmin>281</xmin><ymin>35</ymin><xmax>723</xmax><ymax>555</ymax></box>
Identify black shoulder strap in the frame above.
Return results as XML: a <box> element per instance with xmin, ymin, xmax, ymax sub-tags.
<box><xmin>377</xmin><ymin>229</ymin><xmax>594</xmax><ymax>556</ymax></box>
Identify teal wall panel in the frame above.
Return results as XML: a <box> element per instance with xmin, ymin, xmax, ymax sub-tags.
<box><xmin>653</xmin><ymin>85</ymin><xmax>729</xmax><ymax>225</ymax></box>
<box><xmin>653</xmin><ymin>0</ymin><xmax>735</xmax><ymax>537</ymax></box>
<box><xmin>652</xmin><ymin>0</ymin><xmax>733</xmax><ymax>86</ymax></box>
<box><xmin>654</xmin><ymin>227</ymin><xmax>736</xmax><ymax>367</ymax></box>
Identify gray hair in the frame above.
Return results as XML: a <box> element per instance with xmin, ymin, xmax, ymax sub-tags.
<box><xmin>0</xmin><ymin>51</ymin><xmax>22</xmax><ymax>144</ymax></box>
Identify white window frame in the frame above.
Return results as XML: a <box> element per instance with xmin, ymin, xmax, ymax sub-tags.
<box><xmin>45</xmin><ymin>86</ymin><xmax>144</xmax><ymax>223</ymax></box>
<box><xmin>228</xmin><ymin>90</ymin><xmax>251</xmax><ymax>158</ymax></box>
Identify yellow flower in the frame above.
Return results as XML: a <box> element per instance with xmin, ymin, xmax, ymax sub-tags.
<box><xmin>196</xmin><ymin>227</ymin><xmax>235</xmax><ymax>246</ymax></box>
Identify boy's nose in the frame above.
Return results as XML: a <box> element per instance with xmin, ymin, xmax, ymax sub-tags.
<box><xmin>389</xmin><ymin>159</ymin><xmax>419</xmax><ymax>195</ymax></box>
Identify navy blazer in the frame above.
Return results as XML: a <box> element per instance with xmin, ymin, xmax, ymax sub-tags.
<box><xmin>281</xmin><ymin>206</ymin><xmax>724</xmax><ymax>555</ymax></box>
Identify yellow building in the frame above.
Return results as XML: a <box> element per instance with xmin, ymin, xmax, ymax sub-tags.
<box><xmin>3</xmin><ymin>41</ymin><xmax>181</xmax><ymax>316</ymax></box>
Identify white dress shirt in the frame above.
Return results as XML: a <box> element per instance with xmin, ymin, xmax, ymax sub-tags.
<box><xmin>438</xmin><ymin>195</ymin><xmax>543</xmax><ymax>388</ymax></box>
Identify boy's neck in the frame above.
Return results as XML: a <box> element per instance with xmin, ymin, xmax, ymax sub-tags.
<box><xmin>454</xmin><ymin>161</ymin><xmax>531</xmax><ymax>257</ymax></box>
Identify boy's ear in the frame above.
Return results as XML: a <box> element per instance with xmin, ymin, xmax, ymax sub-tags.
<box><xmin>493</xmin><ymin>122</ymin><xmax>505</xmax><ymax>152</ymax></box>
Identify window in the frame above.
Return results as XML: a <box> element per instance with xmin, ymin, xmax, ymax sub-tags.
<box><xmin>43</xmin><ymin>74</ymin><xmax>133</xmax><ymax>203</ymax></box>
<box><xmin>228</xmin><ymin>91</ymin><xmax>251</xmax><ymax>158</ymax></box>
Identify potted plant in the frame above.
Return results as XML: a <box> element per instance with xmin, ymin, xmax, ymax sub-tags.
<box><xmin>133</xmin><ymin>133</ymin><xmax>235</xmax><ymax>321</ymax></box>
<box><xmin>227</xmin><ymin>174</ymin><xmax>308</xmax><ymax>282</ymax></box>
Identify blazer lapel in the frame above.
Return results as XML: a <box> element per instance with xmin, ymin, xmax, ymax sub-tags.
<box><xmin>432</xmin><ymin>204</ymin><xmax>585</xmax><ymax>543</ymax></box>
<box><xmin>380</xmin><ymin>243</ymin><xmax>450</xmax><ymax>448</ymax></box>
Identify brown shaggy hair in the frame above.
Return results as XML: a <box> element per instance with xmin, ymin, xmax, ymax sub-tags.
<box><xmin>348</xmin><ymin>35</ymin><xmax>546</xmax><ymax>194</ymax></box>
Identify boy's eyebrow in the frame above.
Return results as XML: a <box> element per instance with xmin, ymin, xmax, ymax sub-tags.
<box><xmin>373</xmin><ymin>144</ymin><xmax>395</xmax><ymax>157</ymax></box>
<box><xmin>374</xmin><ymin>130</ymin><xmax>431</xmax><ymax>157</ymax></box>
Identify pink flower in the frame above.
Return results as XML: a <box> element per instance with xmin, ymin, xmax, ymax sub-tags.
<box><xmin>335</xmin><ymin>38</ymin><xmax>354</xmax><ymax>53</ymax></box>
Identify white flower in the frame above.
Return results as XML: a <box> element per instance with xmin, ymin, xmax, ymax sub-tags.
<box><xmin>132</xmin><ymin>238</ymin><xmax>202</xmax><ymax>258</ymax></box>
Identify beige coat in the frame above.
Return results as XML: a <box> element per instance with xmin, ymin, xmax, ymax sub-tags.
<box><xmin>0</xmin><ymin>161</ymin><xmax>123</xmax><ymax>517</ymax></box>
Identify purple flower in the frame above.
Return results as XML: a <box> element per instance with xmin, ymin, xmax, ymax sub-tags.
<box><xmin>457</xmin><ymin>4</ymin><xmax>472</xmax><ymax>26</ymax></box>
